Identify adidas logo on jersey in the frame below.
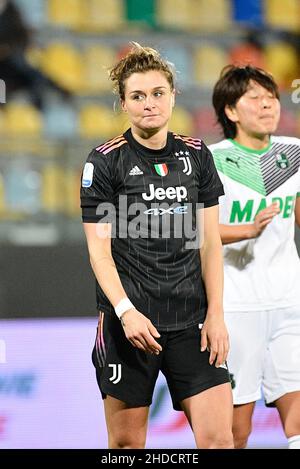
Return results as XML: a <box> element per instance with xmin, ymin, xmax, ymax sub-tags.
<box><xmin>129</xmin><ymin>166</ymin><xmax>143</xmax><ymax>176</ymax></box>
<box><xmin>142</xmin><ymin>183</ymin><xmax>187</xmax><ymax>202</ymax></box>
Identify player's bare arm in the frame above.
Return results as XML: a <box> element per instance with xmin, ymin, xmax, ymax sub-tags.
<box><xmin>84</xmin><ymin>222</ymin><xmax>161</xmax><ymax>355</ymax></box>
<box><xmin>199</xmin><ymin>205</ymin><xmax>229</xmax><ymax>367</ymax></box>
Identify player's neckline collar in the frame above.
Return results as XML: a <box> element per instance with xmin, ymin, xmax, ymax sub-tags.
<box><xmin>124</xmin><ymin>128</ymin><xmax>173</xmax><ymax>158</ymax></box>
<box><xmin>228</xmin><ymin>138</ymin><xmax>272</xmax><ymax>154</ymax></box>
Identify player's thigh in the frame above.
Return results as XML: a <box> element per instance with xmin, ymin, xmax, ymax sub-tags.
<box><xmin>232</xmin><ymin>402</ymin><xmax>256</xmax><ymax>438</ymax></box>
<box><xmin>225</xmin><ymin>311</ymin><xmax>266</xmax><ymax>404</ymax></box>
<box><xmin>275</xmin><ymin>391</ymin><xmax>300</xmax><ymax>437</ymax></box>
<box><xmin>181</xmin><ymin>382</ymin><xmax>233</xmax><ymax>448</ymax></box>
<box><xmin>264</xmin><ymin>306</ymin><xmax>300</xmax><ymax>405</ymax></box>
<box><xmin>104</xmin><ymin>395</ymin><xmax>149</xmax><ymax>447</ymax></box>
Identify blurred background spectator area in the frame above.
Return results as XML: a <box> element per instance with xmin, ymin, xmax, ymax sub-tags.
<box><xmin>0</xmin><ymin>0</ymin><xmax>299</xmax><ymax>245</ymax></box>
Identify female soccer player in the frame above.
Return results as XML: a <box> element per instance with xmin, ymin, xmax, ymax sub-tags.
<box><xmin>210</xmin><ymin>65</ymin><xmax>300</xmax><ymax>449</ymax></box>
<box><xmin>81</xmin><ymin>43</ymin><xmax>233</xmax><ymax>449</ymax></box>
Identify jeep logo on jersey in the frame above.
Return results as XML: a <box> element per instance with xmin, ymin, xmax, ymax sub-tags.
<box><xmin>275</xmin><ymin>153</ymin><xmax>289</xmax><ymax>170</ymax></box>
<box><xmin>142</xmin><ymin>184</ymin><xmax>187</xmax><ymax>202</ymax></box>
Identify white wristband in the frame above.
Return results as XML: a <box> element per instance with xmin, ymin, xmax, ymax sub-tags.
<box><xmin>114</xmin><ymin>298</ymin><xmax>134</xmax><ymax>319</ymax></box>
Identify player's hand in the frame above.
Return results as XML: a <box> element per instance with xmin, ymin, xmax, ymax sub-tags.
<box><xmin>120</xmin><ymin>308</ymin><xmax>162</xmax><ymax>355</ymax></box>
<box><xmin>200</xmin><ymin>313</ymin><xmax>229</xmax><ymax>368</ymax></box>
<box><xmin>251</xmin><ymin>202</ymin><xmax>280</xmax><ymax>237</ymax></box>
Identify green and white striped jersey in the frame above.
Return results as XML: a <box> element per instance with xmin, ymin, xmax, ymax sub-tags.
<box><xmin>209</xmin><ymin>136</ymin><xmax>300</xmax><ymax>312</ymax></box>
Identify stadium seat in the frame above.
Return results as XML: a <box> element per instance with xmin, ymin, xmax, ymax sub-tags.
<box><xmin>148</xmin><ymin>0</ymin><xmax>232</xmax><ymax>31</ymax></box>
<box><xmin>189</xmin><ymin>0</ymin><xmax>232</xmax><ymax>31</ymax></box>
<box><xmin>64</xmin><ymin>169</ymin><xmax>81</xmax><ymax>217</ymax></box>
<box><xmin>229</xmin><ymin>42</ymin><xmax>266</xmax><ymax>68</ymax></box>
<box><xmin>264</xmin><ymin>0</ymin><xmax>300</xmax><ymax>32</ymax></box>
<box><xmin>169</xmin><ymin>106</ymin><xmax>193</xmax><ymax>136</ymax></box>
<box><xmin>194</xmin><ymin>45</ymin><xmax>228</xmax><ymax>88</ymax></box>
<box><xmin>14</xmin><ymin>0</ymin><xmax>46</xmax><ymax>27</ymax></box>
<box><xmin>4</xmin><ymin>102</ymin><xmax>43</xmax><ymax>137</ymax></box>
<box><xmin>0</xmin><ymin>172</ymin><xmax>6</xmax><ymax>217</ymax></box>
<box><xmin>161</xmin><ymin>44</ymin><xmax>193</xmax><ymax>88</ymax></box>
<box><xmin>231</xmin><ymin>0</ymin><xmax>264</xmax><ymax>27</ymax></box>
<box><xmin>82</xmin><ymin>45</ymin><xmax>116</xmax><ymax>94</ymax></box>
<box><xmin>125</xmin><ymin>0</ymin><xmax>156</xmax><ymax>28</ymax></box>
<box><xmin>0</xmin><ymin>109</ymin><xmax>6</xmax><ymax>136</ymax></box>
<box><xmin>80</xmin><ymin>0</ymin><xmax>125</xmax><ymax>32</ymax></box>
<box><xmin>47</xmin><ymin>0</ymin><xmax>84</xmax><ymax>29</ymax></box>
<box><xmin>40</xmin><ymin>43</ymin><xmax>83</xmax><ymax>93</ymax></box>
<box><xmin>41</xmin><ymin>165</ymin><xmax>64</xmax><ymax>213</ymax></box>
<box><xmin>25</xmin><ymin>46</ymin><xmax>44</xmax><ymax>69</ymax></box>
<box><xmin>264</xmin><ymin>42</ymin><xmax>299</xmax><ymax>89</ymax></box>
<box><xmin>5</xmin><ymin>160</ymin><xmax>42</xmax><ymax>214</ymax></box>
<box><xmin>79</xmin><ymin>104</ymin><xmax>118</xmax><ymax>139</ymax></box>
<box><xmin>157</xmin><ymin>0</ymin><xmax>193</xmax><ymax>30</ymax></box>
<box><xmin>44</xmin><ymin>101</ymin><xmax>78</xmax><ymax>139</ymax></box>
<box><xmin>114</xmin><ymin>111</ymin><xmax>131</xmax><ymax>136</ymax></box>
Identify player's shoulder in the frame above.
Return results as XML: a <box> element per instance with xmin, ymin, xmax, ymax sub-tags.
<box><xmin>84</xmin><ymin>134</ymin><xmax>128</xmax><ymax>168</ymax></box>
<box><xmin>94</xmin><ymin>134</ymin><xmax>128</xmax><ymax>156</ymax></box>
<box><xmin>271</xmin><ymin>135</ymin><xmax>300</xmax><ymax>148</ymax></box>
<box><xmin>172</xmin><ymin>132</ymin><xmax>203</xmax><ymax>151</ymax></box>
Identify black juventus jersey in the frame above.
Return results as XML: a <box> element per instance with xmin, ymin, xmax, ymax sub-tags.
<box><xmin>81</xmin><ymin>129</ymin><xmax>224</xmax><ymax>331</ymax></box>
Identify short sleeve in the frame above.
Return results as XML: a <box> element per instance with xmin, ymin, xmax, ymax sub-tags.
<box><xmin>198</xmin><ymin>143</ymin><xmax>224</xmax><ymax>207</ymax></box>
<box><xmin>80</xmin><ymin>148</ymin><xmax>115</xmax><ymax>223</ymax></box>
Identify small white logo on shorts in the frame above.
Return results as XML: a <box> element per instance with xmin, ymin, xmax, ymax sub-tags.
<box><xmin>82</xmin><ymin>162</ymin><xmax>94</xmax><ymax>188</ymax></box>
<box><xmin>108</xmin><ymin>364</ymin><xmax>122</xmax><ymax>384</ymax></box>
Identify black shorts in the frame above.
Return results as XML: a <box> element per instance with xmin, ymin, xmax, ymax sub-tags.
<box><xmin>92</xmin><ymin>311</ymin><xmax>230</xmax><ymax>411</ymax></box>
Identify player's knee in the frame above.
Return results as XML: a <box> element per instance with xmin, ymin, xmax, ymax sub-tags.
<box><xmin>109</xmin><ymin>430</ymin><xmax>146</xmax><ymax>449</ymax></box>
<box><xmin>203</xmin><ymin>430</ymin><xmax>234</xmax><ymax>449</ymax></box>
<box><xmin>232</xmin><ymin>425</ymin><xmax>251</xmax><ymax>449</ymax></box>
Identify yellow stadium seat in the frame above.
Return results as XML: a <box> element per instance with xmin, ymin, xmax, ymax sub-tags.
<box><xmin>265</xmin><ymin>42</ymin><xmax>299</xmax><ymax>89</ymax></box>
<box><xmin>157</xmin><ymin>0</ymin><xmax>231</xmax><ymax>30</ymax></box>
<box><xmin>4</xmin><ymin>103</ymin><xmax>43</xmax><ymax>137</ymax></box>
<box><xmin>157</xmin><ymin>0</ymin><xmax>193</xmax><ymax>29</ymax></box>
<box><xmin>25</xmin><ymin>47</ymin><xmax>44</xmax><ymax>68</ymax></box>
<box><xmin>64</xmin><ymin>169</ymin><xmax>81</xmax><ymax>217</ymax></box>
<box><xmin>265</xmin><ymin>0</ymin><xmax>300</xmax><ymax>32</ymax></box>
<box><xmin>80</xmin><ymin>0</ymin><xmax>124</xmax><ymax>32</ymax></box>
<box><xmin>0</xmin><ymin>109</ymin><xmax>6</xmax><ymax>136</ymax></box>
<box><xmin>83</xmin><ymin>45</ymin><xmax>116</xmax><ymax>94</ymax></box>
<box><xmin>79</xmin><ymin>104</ymin><xmax>119</xmax><ymax>139</ymax></box>
<box><xmin>194</xmin><ymin>45</ymin><xmax>228</xmax><ymax>87</ymax></box>
<box><xmin>47</xmin><ymin>0</ymin><xmax>84</xmax><ymax>29</ymax></box>
<box><xmin>169</xmin><ymin>107</ymin><xmax>193</xmax><ymax>136</ymax></box>
<box><xmin>40</xmin><ymin>43</ymin><xmax>83</xmax><ymax>93</ymax></box>
<box><xmin>42</xmin><ymin>165</ymin><xmax>64</xmax><ymax>213</ymax></box>
<box><xmin>0</xmin><ymin>172</ymin><xmax>6</xmax><ymax>216</ymax></box>
<box><xmin>189</xmin><ymin>0</ymin><xmax>232</xmax><ymax>31</ymax></box>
